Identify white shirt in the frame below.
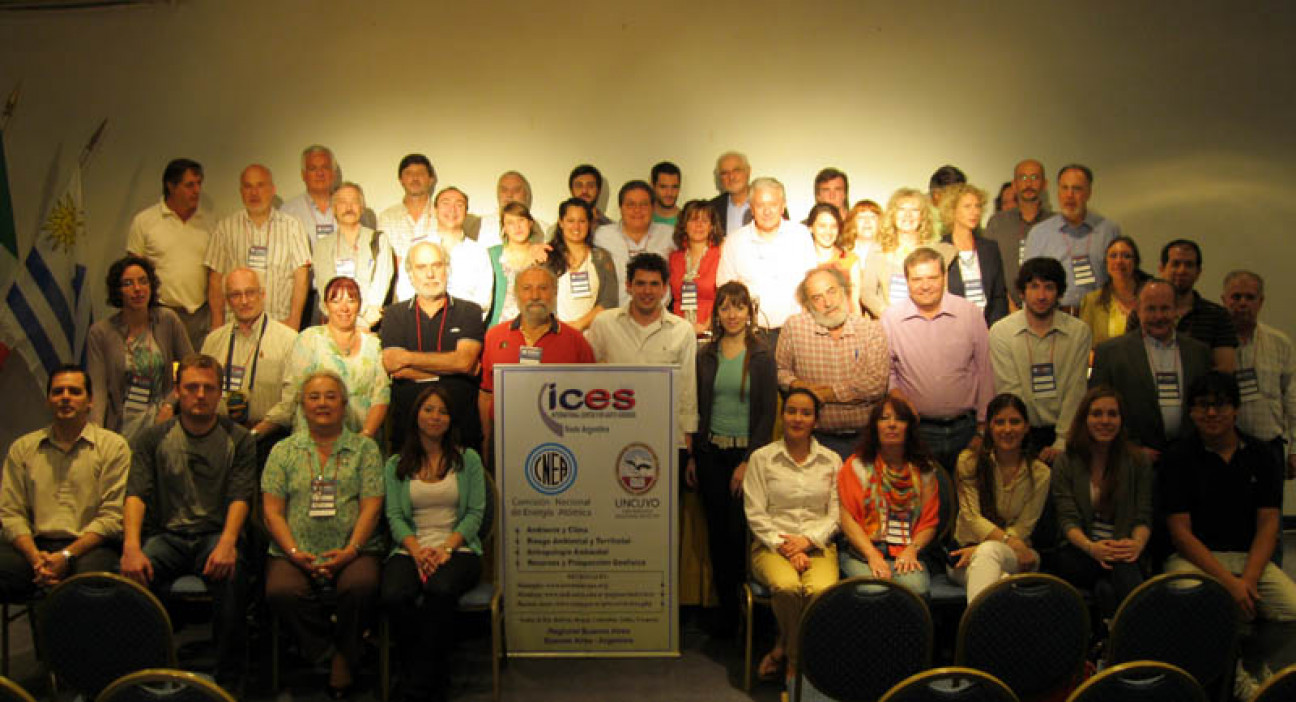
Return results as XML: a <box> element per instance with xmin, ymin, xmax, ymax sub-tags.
<box><xmin>715</xmin><ymin>221</ymin><xmax>817</xmax><ymax>329</ymax></box>
<box><xmin>594</xmin><ymin>222</ymin><xmax>675</xmax><ymax>307</ymax></box>
<box><xmin>126</xmin><ymin>199</ymin><xmax>212</xmax><ymax>312</ymax></box>
<box><xmin>441</xmin><ymin>233</ymin><xmax>494</xmax><ymax>318</ymax></box>
<box><xmin>556</xmin><ymin>253</ymin><xmax>601</xmax><ymax>324</ymax></box>
<box><xmin>743</xmin><ymin>439</ymin><xmax>841</xmax><ymax>551</ymax></box>
<box><xmin>586</xmin><ymin>306</ymin><xmax>699</xmax><ymax>446</ymax></box>
<box><xmin>204</xmin><ymin>209</ymin><xmax>312</xmax><ymax>322</ymax></box>
<box><xmin>199</xmin><ymin>313</ymin><xmax>299</xmax><ymax>424</ymax></box>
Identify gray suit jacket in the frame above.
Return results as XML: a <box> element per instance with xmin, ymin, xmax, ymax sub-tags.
<box><xmin>1089</xmin><ymin>331</ymin><xmax>1211</xmax><ymax>451</ymax></box>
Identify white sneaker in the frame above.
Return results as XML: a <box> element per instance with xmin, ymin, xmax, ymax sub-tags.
<box><xmin>1234</xmin><ymin>661</ymin><xmax>1260</xmax><ymax>702</ymax></box>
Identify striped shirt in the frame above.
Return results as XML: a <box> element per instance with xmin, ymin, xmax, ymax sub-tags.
<box><xmin>1236</xmin><ymin>323</ymin><xmax>1296</xmax><ymax>455</ymax></box>
<box><xmin>379</xmin><ymin>200</ymin><xmax>437</xmax><ymax>300</ymax></box>
<box><xmin>204</xmin><ymin>209</ymin><xmax>311</xmax><ymax>321</ymax></box>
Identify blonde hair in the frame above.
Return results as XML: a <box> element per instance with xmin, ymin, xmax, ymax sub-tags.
<box><xmin>937</xmin><ymin>183</ymin><xmax>988</xmax><ymax>231</ymax></box>
<box><xmin>877</xmin><ymin>188</ymin><xmax>936</xmax><ymax>254</ymax></box>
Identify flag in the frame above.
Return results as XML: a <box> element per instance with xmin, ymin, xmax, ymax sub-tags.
<box><xmin>0</xmin><ymin>165</ymin><xmax>93</xmax><ymax>389</ymax></box>
<box><xmin>0</xmin><ymin>130</ymin><xmax>18</xmax><ymax>368</ymax></box>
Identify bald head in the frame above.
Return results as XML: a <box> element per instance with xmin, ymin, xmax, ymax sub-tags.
<box><xmin>1012</xmin><ymin>159</ymin><xmax>1046</xmax><ymax>207</ymax></box>
<box><xmin>239</xmin><ymin>164</ymin><xmax>276</xmax><ymax>217</ymax></box>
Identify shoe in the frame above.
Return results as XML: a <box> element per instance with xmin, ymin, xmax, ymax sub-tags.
<box><xmin>757</xmin><ymin>651</ymin><xmax>786</xmax><ymax>681</ymax></box>
<box><xmin>1234</xmin><ymin>661</ymin><xmax>1260</xmax><ymax>702</ymax></box>
<box><xmin>325</xmin><ymin>682</ymin><xmax>352</xmax><ymax>700</ymax></box>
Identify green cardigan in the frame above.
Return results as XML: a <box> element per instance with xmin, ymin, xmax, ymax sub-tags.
<box><xmin>384</xmin><ymin>448</ymin><xmax>486</xmax><ymax>556</ymax></box>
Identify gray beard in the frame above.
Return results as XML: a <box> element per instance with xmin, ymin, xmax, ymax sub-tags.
<box><xmin>811</xmin><ymin>307</ymin><xmax>848</xmax><ymax>329</ymax></box>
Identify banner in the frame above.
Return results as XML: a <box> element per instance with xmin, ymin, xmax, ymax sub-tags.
<box><xmin>497</xmin><ymin>364</ymin><xmax>678</xmax><ymax>657</ymax></box>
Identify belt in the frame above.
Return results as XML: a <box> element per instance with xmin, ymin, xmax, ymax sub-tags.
<box><xmin>921</xmin><ymin>411</ymin><xmax>975</xmax><ymax>427</ymax></box>
<box><xmin>708</xmin><ymin>434</ymin><xmax>749</xmax><ymax>450</ymax></box>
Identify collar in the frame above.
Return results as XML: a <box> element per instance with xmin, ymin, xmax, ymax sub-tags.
<box><xmin>1142</xmin><ymin>329</ymin><xmax>1178</xmax><ymax>350</ymax></box>
<box><xmin>240</xmin><ymin>209</ymin><xmax>283</xmax><ymax>227</ymax></box>
<box><xmin>408</xmin><ymin>294</ymin><xmax>455</xmax><ymax>315</ymax></box>
<box><xmin>232</xmin><ymin>312</ymin><xmax>269</xmax><ymax>336</ymax></box>
<box><xmin>509</xmin><ymin>314</ymin><xmax>560</xmax><ymax>334</ymax></box>
<box><xmin>1011</xmin><ymin>309</ymin><xmax>1068</xmax><ymax>337</ymax></box>
<box><xmin>1060</xmin><ymin>211</ymin><xmax>1100</xmax><ymax>235</ymax></box>
<box><xmin>615</xmin><ymin>304</ymin><xmax>680</xmax><ymax>328</ymax></box>
<box><xmin>288</xmin><ymin>426</ymin><xmax>358</xmax><ymax>451</ymax></box>
<box><xmin>898</xmin><ymin>293</ymin><xmax>956</xmax><ymax>321</ymax></box>
<box><xmin>807</xmin><ymin>311</ymin><xmax>857</xmax><ymax>336</ymax></box>
<box><xmin>40</xmin><ymin>421</ymin><xmax>95</xmax><ymax>449</ymax></box>
<box><xmin>774</xmin><ymin>438</ymin><xmax>830</xmax><ymax>467</ymax></box>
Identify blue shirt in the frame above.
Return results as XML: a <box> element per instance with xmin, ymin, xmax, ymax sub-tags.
<box><xmin>1023</xmin><ymin>211</ymin><xmax>1121</xmax><ymax>307</ymax></box>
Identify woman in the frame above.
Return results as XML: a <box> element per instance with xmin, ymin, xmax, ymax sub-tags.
<box><xmin>313</xmin><ymin>182</ymin><xmax>394</xmax><ymax>331</ymax></box>
<box><xmin>263</xmin><ymin>370</ymin><xmax>385</xmax><ymax>698</ymax></box>
<box><xmin>842</xmin><ymin>199</ymin><xmax>883</xmax><ymax>265</ymax></box>
<box><xmin>1079</xmin><ymin>236</ymin><xmax>1150</xmax><ymax>347</ymax></box>
<box><xmin>269</xmin><ymin>277</ymin><xmax>389</xmax><ymax>438</ymax></box>
<box><xmin>487</xmin><ymin>201</ymin><xmax>547</xmax><ymax>327</ymax></box>
<box><xmin>949</xmin><ymin>394</ymin><xmax>1051</xmax><ymax>602</ymax></box>
<box><xmin>1051</xmin><ymin>386</ymin><xmax>1152</xmax><ymax>617</ymax></box>
<box><xmin>859</xmin><ymin>188</ymin><xmax>950</xmax><ymax>318</ymax></box>
<box><xmin>995</xmin><ymin>181</ymin><xmax>1017</xmax><ymax>213</ymax></box>
<box><xmin>667</xmin><ymin>199</ymin><xmax>723</xmax><ymax>336</ymax></box>
<box><xmin>380</xmin><ymin>385</ymin><xmax>486</xmax><ymax>702</ymax></box>
<box><xmin>804</xmin><ymin>203</ymin><xmax>859</xmax><ymax>303</ymax></box>
<box><xmin>545</xmin><ymin>198</ymin><xmax>618</xmax><ymax>332</ymax></box>
<box><xmin>939</xmin><ymin>183</ymin><xmax>1009</xmax><ymax>326</ymax></box>
<box><xmin>743</xmin><ymin>388</ymin><xmax>840</xmax><ymax>683</ymax></box>
<box><xmin>86</xmin><ymin>254</ymin><xmax>193</xmax><ymax>442</ymax></box>
<box><xmin>837</xmin><ymin>398</ymin><xmax>941</xmax><ymax>596</ymax></box>
<box><xmin>693</xmin><ymin>282</ymin><xmax>776</xmax><ymax>635</ymax></box>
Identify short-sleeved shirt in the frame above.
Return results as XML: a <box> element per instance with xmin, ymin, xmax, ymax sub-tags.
<box><xmin>260</xmin><ymin>428</ymin><xmax>385</xmax><ymax>556</ymax></box>
<box><xmin>204</xmin><ymin>209</ymin><xmax>312</xmax><ymax>321</ymax></box>
<box><xmin>127</xmin><ymin>417</ymin><xmax>258</xmax><ymax>537</ymax></box>
<box><xmin>1125</xmin><ymin>290</ymin><xmax>1239</xmax><ymax>351</ymax></box>
<box><xmin>275</xmin><ymin>326</ymin><xmax>390</xmax><ymax>433</ymax></box>
<box><xmin>480</xmin><ymin>316</ymin><xmax>595</xmax><ymax>393</ymax></box>
<box><xmin>1161</xmin><ymin>432</ymin><xmax>1282</xmax><ymax>553</ymax></box>
<box><xmin>126</xmin><ymin>200</ymin><xmax>212</xmax><ymax>313</ymax></box>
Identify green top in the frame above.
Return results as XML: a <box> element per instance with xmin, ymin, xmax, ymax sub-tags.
<box><xmin>710</xmin><ymin>349</ymin><xmax>750</xmax><ymax>437</ymax></box>
<box><xmin>384</xmin><ymin>449</ymin><xmax>487</xmax><ymax>556</ymax></box>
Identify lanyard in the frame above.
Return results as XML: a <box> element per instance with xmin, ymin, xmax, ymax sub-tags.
<box><xmin>414</xmin><ymin>298</ymin><xmax>449</xmax><ymax>353</ymax></box>
<box><xmin>1025</xmin><ymin>327</ymin><xmax>1058</xmax><ymax>367</ymax></box>
<box><xmin>224</xmin><ymin>316</ymin><xmax>268</xmax><ymax>392</ymax></box>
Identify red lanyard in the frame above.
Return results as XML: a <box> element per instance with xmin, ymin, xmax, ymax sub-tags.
<box><xmin>414</xmin><ymin>298</ymin><xmax>449</xmax><ymax>352</ymax></box>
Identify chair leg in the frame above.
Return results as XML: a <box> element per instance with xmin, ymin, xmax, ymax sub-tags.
<box><xmin>491</xmin><ymin>595</ymin><xmax>502</xmax><ymax>702</ymax></box>
<box><xmin>742</xmin><ymin>587</ymin><xmax>754</xmax><ymax>692</ymax></box>
<box><xmin>2</xmin><ymin>602</ymin><xmax>9</xmax><ymax>678</ymax></box>
<box><xmin>379</xmin><ymin>614</ymin><xmax>390</xmax><ymax>702</ymax></box>
<box><xmin>270</xmin><ymin>613</ymin><xmax>279</xmax><ymax>693</ymax></box>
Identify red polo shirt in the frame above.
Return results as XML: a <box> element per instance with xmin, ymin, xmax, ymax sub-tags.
<box><xmin>480</xmin><ymin>316</ymin><xmax>595</xmax><ymax>392</ymax></box>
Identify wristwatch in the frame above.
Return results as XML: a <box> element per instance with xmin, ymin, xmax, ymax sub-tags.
<box><xmin>60</xmin><ymin>549</ymin><xmax>75</xmax><ymax>565</ymax></box>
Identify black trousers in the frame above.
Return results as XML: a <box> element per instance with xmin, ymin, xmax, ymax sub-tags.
<box><xmin>0</xmin><ymin>538</ymin><xmax>118</xmax><ymax>601</ymax></box>
<box><xmin>1052</xmin><ymin>542</ymin><xmax>1144</xmax><ymax>619</ymax></box>
<box><xmin>380</xmin><ymin>552</ymin><xmax>482</xmax><ymax>700</ymax></box>
<box><xmin>694</xmin><ymin>443</ymin><xmax>748</xmax><ymax>623</ymax></box>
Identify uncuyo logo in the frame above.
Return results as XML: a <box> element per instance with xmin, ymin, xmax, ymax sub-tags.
<box><xmin>536</xmin><ymin>382</ymin><xmax>636</xmax><ymax>436</ymax></box>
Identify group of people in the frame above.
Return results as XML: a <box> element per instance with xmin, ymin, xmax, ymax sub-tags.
<box><xmin>1</xmin><ymin>147</ymin><xmax>1293</xmax><ymax>701</ymax></box>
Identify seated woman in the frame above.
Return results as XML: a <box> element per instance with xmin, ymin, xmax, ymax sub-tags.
<box><xmin>837</xmin><ymin>397</ymin><xmax>941</xmax><ymax>596</ymax></box>
<box><xmin>262</xmin><ymin>370</ymin><xmax>385</xmax><ymax>698</ymax></box>
<box><xmin>667</xmin><ymin>199</ymin><xmax>723</xmax><ymax>336</ymax></box>
<box><xmin>545</xmin><ymin>197</ymin><xmax>618</xmax><ymax>332</ymax></box>
<box><xmin>313</xmin><ymin>182</ymin><xmax>394</xmax><ymax>332</ymax></box>
<box><xmin>87</xmin><ymin>254</ymin><xmax>194</xmax><ymax>442</ymax></box>
<box><xmin>743</xmin><ymin>388</ymin><xmax>840</xmax><ymax>683</ymax></box>
<box><xmin>949</xmin><ymin>394</ymin><xmax>1051</xmax><ymax>602</ymax></box>
<box><xmin>1051</xmin><ymin>386</ymin><xmax>1152</xmax><ymax>617</ymax></box>
<box><xmin>267</xmin><ymin>276</ymin><xmax>389</xmax><ymax>439</ymax></box>
<box><xmin>380</xmin><ymin>385</ymin><xmax>486</xmax><ymax>702</ymax></box>
<box><xmin>486</xmin><ymin>201</ymin><xmax>547</xmax><ymax>328</ymax></box>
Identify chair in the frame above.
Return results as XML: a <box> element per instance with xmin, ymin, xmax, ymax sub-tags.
<box><xmin>1</xmin><ymin>600</ymin><xmax>36</xmax><ymax>677</ymax></box>
<box><xmin>793</xmin><ymin>577</ymin><xmax>933</xmax><ymax>702</ymax></box>
<box><xmin>37</xmin><ymin>573</ymin><xmax>175</xmax><ymax>698</ymax></box>
<box><xmin>380</xmin><ymin>470</ymin><xmax>503</xmax><ymax>702</ymax></box>
<box><xmin>956</xmin><ymin>573</ymin><xmax>1088</xmax><ymax>702</ymax></box>
<box><xmin>1254</xmin><ymin>663</ymin><xmax>1296</xmax><ymax>702</ymax></box>
<box><xmin>96</xmin><ymin>668</ymin><xmax>235</xmax><ymax>702</ymax></box>
<box><xmin>880</xmin><ymin>667</ymin><xmax>1018</xmax><ymax>702</ymax></box>
<box><xmin>0</xmin><ymin>675</ymin><xmax>36</xmax><ymax>702</ymax></box>
<box><xmin>1065</xmin><ymin>660</ymin><xmax>1206</xmax><ymax>702</ymax></box>
<box><xmin>927</xmin><ymin>463</ymin><xmax>968</xmax><ymax>610</ymax></box>
<box><xmin>1107</xmin><ymin>572</ymin><xmax>1239</xmax><ymax>699</ymax></box>
<box><xmin>740</xmin><ymin>554</ymin><xmax>773</xmax><ymax>691</ymax></box>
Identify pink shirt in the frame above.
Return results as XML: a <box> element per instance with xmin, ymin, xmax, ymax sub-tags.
<box><xmin>881</xmin><ymin>293</ymin><xmax>995</xmax><ymax>421</ymax></box>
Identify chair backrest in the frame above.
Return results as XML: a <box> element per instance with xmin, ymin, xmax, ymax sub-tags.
<box><xmin>795</xmin><ymin>577</ymin><xmax>933</xmax><ymax>702</ymax></box>
<box><xmin>0</xmin><ymin>676</ymin><xmax>36</xmax><ymax>702</ymax></box>
<box><xmin>1108</xmin><ymin>573</ymin><xmax>1239</xmax><ymax>689</ymax></box>
<box><xmin>956</xmin><ymin>573</ymin><xmax>1088</xmax><ymax>702</ymax></box>
<box><xmin>880</xmin><ymin>666</ymin><xmax>1019</xmax><ymax>702</ymax></box>
<box><xmin>38</xmin><ymin>573</ymin><xmax>175</xmax><ymax>697</ymax></box>
<box><xmin>1254</xmin><ymin>663</ymin><xmax>1296</xmax><ymax>702</ymax></box>
<box><xmin>96</xmin><ymin>668</ymin><xmax>236</xmax><ymax>702</ymax></box>
<box><xmin>1066</xmin><ymin>660</ymin><xmax>1206</xmax><ymax>702</ymax></box>
<box><xmin>932</xmin><ymin>461</ymin><xmax>958</xmax><ymax>547</ymax></box>
<box><xmin>481</xmin><ymin>468</ymin><xmax>498</xmax><ymax>547</ymax></box>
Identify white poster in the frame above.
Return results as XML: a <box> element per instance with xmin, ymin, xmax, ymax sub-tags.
<box><xmin>496</xmin><ymin>364</ymin><xmax>678</xmax><ymax>657</ymax></box>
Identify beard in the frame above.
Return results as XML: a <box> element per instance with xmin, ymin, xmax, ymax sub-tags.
<box><xmin>810</xmin><ymin>306</ymin><xmax>848</xmax><ymax>329</ymax></box>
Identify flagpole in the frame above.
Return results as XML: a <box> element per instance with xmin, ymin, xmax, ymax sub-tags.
<box><xmin>78</xmin><ymin>118</ymin><xmax>107</xmax><ymax>169</ymax></box>
<box><xmin>0</xmin><ymin>82</ymin><xmax>18</xmax><ymax>133</ymax></box>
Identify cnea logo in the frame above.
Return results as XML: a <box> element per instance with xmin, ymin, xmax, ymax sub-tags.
<box><xmin>536</xmin><ymin>382</ymin><xmax>635</xmax><ymax>436</ymax></box>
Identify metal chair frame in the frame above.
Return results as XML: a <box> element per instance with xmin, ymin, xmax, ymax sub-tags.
<box><xmin>879</xmin><ymin>666</ymin><xmax>1018</xmax><ymax>702</ymax></box>
<box><xmin>1065</xmin><ymin>660</ymin><xmax>1206</xmax><ymax>702</ymax></box>
<box><xmin>95</xmin><ymin>668</ymin><xmax>236</xmax><ymax>702</ymax></box>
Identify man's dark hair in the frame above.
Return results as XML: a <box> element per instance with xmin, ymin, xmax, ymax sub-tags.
<box><xmin>162</xmin><ymin>158</ymin><xmax>202</xmax><ymax>198</ymax></box>
<box><xmin>1160</xmin><ymin>238</ymin><xmax>1203</xmax><ymax>268</ymax></box>
<box><xmin>617</xmin><ymin>180</ymin><xmax>654</xmax><ymax>207</ymax></box>
<box><xmin>814</xmin><ymin>167</ymin><xmax>849</xmax><ymax>198</ymax></box>
<box><xmin>928</xmin><ymin>165</ymin><xmax>966</xmax><ymax>194</ymax></box>
<box><xmin>625</xmin><ymin>252</ymin><xmax>670</xmax><ymax>285</ymax></box>
<box><xmin>397</xmin><ymin>153</ymin><xmax>436</xmax><ymax>180</ymax></box>
<box><xmin>1015</xmin><ymin>257</ymin><xmax>1068</xmax><ymax>297</ymax></box>
<box><xmin>1056</xmin><ymin>163</ymin><xmax>1094</xmax><ymax>185</ymax></box>
<box><xmin>47</xmin><ymin>363</ymin><xmax>91</xmax><ymax>397</ymax></box>
<box><xmin>568</xmin><ymin>164</ymin><xmax>604</xmax><ymax>193</ymax></box>
<box><xmin>1187</xmin><ymin>371</ymin><xmax>1240</xmax><ymax>411</ymax></box>
<box><xmin>650</xmin><ymin>161</ymin><xmax>680</xmax><ymax>184</ymax></box>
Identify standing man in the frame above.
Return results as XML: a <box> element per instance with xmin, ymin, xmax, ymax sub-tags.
<box><xmin>776</xmin><ymin>266</ymin><xmax>890</xmax><ymax>461</ymax></box>
<box><xmin>380</xmin><ymin>154</ymin><xmax>438</xmax><ymax>300</ymax></box>
<box><xmin>280</xmin><ymin>144</ymin><xmax>378</xmax><ymax>247</ymax></box>
<box><xmin>121</xmin><ymin>354</ymin><xmax>256</xmax><ymax>694</ymax></box>
<box><xmin>204</xmin><ymin>164</ymin><xmax>311</xmax><ymax>330</ymax></box>
<box><xmin>1128</xmin><ymin>239</ymin><xmax>1238</xmax><ymax>372</ymax></box>
<box><xmin>1023</xmin><ymin>164</ymin><xmax>1121</xmax><ymax>312</ymax></box>
<box><xmin>651</xmin><ymin>162</ymin><xmax>682</xmax><ymax>226</ymax></box>
<box><xmin>709</xmin><ymin>151</ymin><xmax>752</xmax><ymax>236</ymax></box>
<box><xmin>596</xmin><ymin>180</ymin><xmax>675</xmax><ymax>307</ymax></box>
<box><xmin>813</xmin><ymin>167</ymin><xmax>850</xmax><ymax>220</ymax></box>
<box><xmin>380</xmin><ymin>242</ymin><xmax>486</xmax><ymax>451</ymax></box>
<box><xmin>418</xmin><ymin>187</ymin><xmax>494</xmax><ymax>317</ymax></box>
<box><xmin>473</xmin><ymin>171</ymin><xmax>547</xmax><ymax>247</ymax></box>
<box><xmin>988</xmin><ymin>258</ymin><xmax>1091</xmax><ymax>462</ymax></box>
<box><xmin>0</xmin><ymin>365</ymin><xmax>128</xmax><ymax>600</ymax></box>
<box><xmin>882</xmin><ymin>247</ymin><xmax>995</xmax><ymax>472</ymax></box>
<box><xmin>126</xmin><ymin>158</ymin><xmax>212</xmax><ymax>348</ymax></box>
<box><xmin>568</xmin><ymin>164</ymin><xmax>613</xmax><ymax>227</ymax></box>
<box><xmin>985</xmin><ymin>159</ymin><xmax>1051</xmax><ymax>308</ymax></box>
<box><xmin>1222</xmin><ymin>270</ymin><xmax>1296</xmax><ymax>479</ymax></box>
<box><xmin>1090</xmin><ymin>279</ymin><xmax>1211</xmax><ymax>459</ymax></box>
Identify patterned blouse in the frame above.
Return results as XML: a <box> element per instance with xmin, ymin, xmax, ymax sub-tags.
<box><xmin>276</xmin><ymin>326</ymin><xmax>390</xmax><ymax>433</ymax></box>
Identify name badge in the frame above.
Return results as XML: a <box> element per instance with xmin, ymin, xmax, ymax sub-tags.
<box><xmin>335</xmin><ymin>258</ymin><xmax>357</xmax><ymax>279</ymax></box>
<box><xmin>569</xmin><ymin>270</ymin><xmax>593</xmax><ymax>299</ymax></box>
<box><xmin>964</xmin><ymin>278</ymin><xmax>987</xmax><ymax>309</ymax></box>
<box><xmin>888</xmin><ymin>273</ymin><xmax>908</xmax><ymax>305</ymax></box>
<box><xmin>1156</xmin><ymin>371</ymin><xmax>1181</xmax><ymax>407</ymax></box>
<box><xmin>315</xmin><ymin>223</ymin><xmax>335</xmax><ymax>238</ymax></box>
<box><xmin>519</xmin><ymin>346</ymin><xmax>542</xmax><ymax>365</ymax></box>
<box><xmin>680</xmin><ymin>281</ymin><xmax>699</xmax><ymax>311</ymax></box>
<box><xmin>227</xmin><ymin>364</ymin><xmax>247</xmax><ymax>392</ymax></box>
<box><xmin>884</xmin><ymin>509</ymin><xmax>912</xmax><ymax>546</ymax></box>
<box><xmin>124</xmin><ymin>373</ymin><xmax>153</xmax><ymax>413</ymax></box>
<box><xmin>1236</xmin><ymin>368</ymin><xmax>1261</xmax><ymax>403</ymax></box>
<box><xmin>1071</xmin><ymin>255</ymin><xmax>1097</xmax><ymax>286</ymax></box>
<box><xmin>1031</xmin><ymin>362</ymin><xmax>1058</xmax><ymax>397</ymax></box>
<box><xmin>248</xmin><ymin>245</ymin><xmax>268</xmax><ymax>271</ymax></box>
<box><xmin>309</xmin><ymin>478</ymin><xmax>338</xmax><ymax>518</ymax></box>
<box><xmin>1090</xmin><ymin>518</ymin><xmax>1115</xmax><ymax>542</ymax></box>
<box><xmin>1018</xmin><ymin>239</ymin><xmax>1027</xmax><ymax>265</ymax></box>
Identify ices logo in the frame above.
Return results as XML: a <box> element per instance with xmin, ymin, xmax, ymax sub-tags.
<box><xmin>525</xmin><ymin>443</ymin><xmax>578</xmax><ymax>495</ymax></box>
<box><xmin>536</xmin><ymin>382</ymin><xmax>636</xmax><ymax>436</ymax></box>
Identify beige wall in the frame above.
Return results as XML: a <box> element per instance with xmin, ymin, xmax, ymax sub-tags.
<box><xmin>0</xmin><ymin>0</ymin><xmax>1293</xmax><ymax>444</ymax></box>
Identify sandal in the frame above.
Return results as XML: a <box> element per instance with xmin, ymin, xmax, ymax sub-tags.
<box><xmin>758</xmin><ymin>651</ymin><xmax>786</xmax><ymax>681</ymax></box>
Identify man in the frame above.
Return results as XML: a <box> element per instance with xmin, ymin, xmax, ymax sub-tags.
<box><xmin>813</xmin><ymin>167</ymin><xmax>850</xmax><ymax>219</ymax></box>
<box><xmin>985</xmin><ymin>159</ymin><xmax>1051</xmax><ymax>308</ymax></box>
<box><xmin>651</xmin><ymin>162</ymin><xmax>682</xmax><ymax>226</ymax></box>
<box><xmin>478</xmin><ymin>266</ymin><xmax>595</xmax><ymax>461</ymax></box>
<box><xmin>204</xmin><ymin>164</ymin><xmax>311</xmax><ymax>330</ymax></box>
<box><xmin>1128</xmin><ymin>239</ymin><xmax>1238</xmax><ymax>372</ymax></box>
<box><xmin>988</xmin><ymin>258</ymin><xmax>1091</xmax><ymax>462</ymax></box>
<box><xmin>715</xmin><ymin>177</ymin><xmax>817</xmax><ymax>344</ymax></box>
<box><xmin>1090</xmin><ymin>279</ymin><xmax>1211</xmax><ymax>458</ymax></box>
<box><xmin>1023</xmin><ymin>164</ymin><xmax>1121</xmax><ymax>311</ymax></box>
<box><xmin>380</xmin><ymin>154</ymin><xmax>438</xmax><ymax>299</ymax></box>
<box><xmin>1222</xmin><ymin>270</ymin><xmax>1296</xmax><ymax>479</ymax></box>
<box><xmin>280</xmin><ymin>144</ymin><xmax>378</xmax><ymax>245</ymax></box>
<box><xmin>126</xmin><ymin>158</ymin><xmax>212</xmax><ymax>348</ymax></box>
<box><xmin>1163</xmin><ymin>372</ymin><xmax>1296</xmax><ymax>695</ymax></box>
<box><xmin>596</xmin><ymin>181</ymin><xmax>675</xmax><ymax>307</ymax></box>
<box><xmin>121</xmin><ymin>354</ymin><xmax>256</xmax><ymax>692</ymax></box>
<box><xmin>199</xmin><ymin>268</ymin><xmax>298</xmax><ymax>461</ymax></box>
<box><xmin>928</xmin><ymin>164</ymin><xmax>967</xmax><ymax>207</ymax></box>
<box><xmin>568</xmin><ymin>164</ymin><xmax>613</xmax><ymax>227</ymax></box>
<box><xmin>709</xmin><ymin>151</ymin><xmax>752</xmax><ymax>236</ymax></box>
<box><xmin>381</xmin><ymin>242</ymin><xmax>485</xmax><ymax>451</ymax></box>
<box><xmin>881</xmin><ymin>247</ymin><xmax>995</xmax><ymax>472</ymax></box>
<box><xmin>0</xmin><ymin>365</ymin><xmax>128</xmax><ymax>600</ymax></box>
<box><xmin>587</xmin><ymin>253</ymin><xmax>698</xmax><ymax>454</ymax></box>
<box><xmin>776</xmin><ymin>266</ymin><xmax>889</xmax><ymax>461</ymax></box>
<box><xmin>472</xmin><ymin>170</ymin><xmax>547</xmax><ymax>247</ymax></box>
<box><xmin>409</xmin><ymin>187</ymin><xmax>494</xmax><ymax>316</ymax></box>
